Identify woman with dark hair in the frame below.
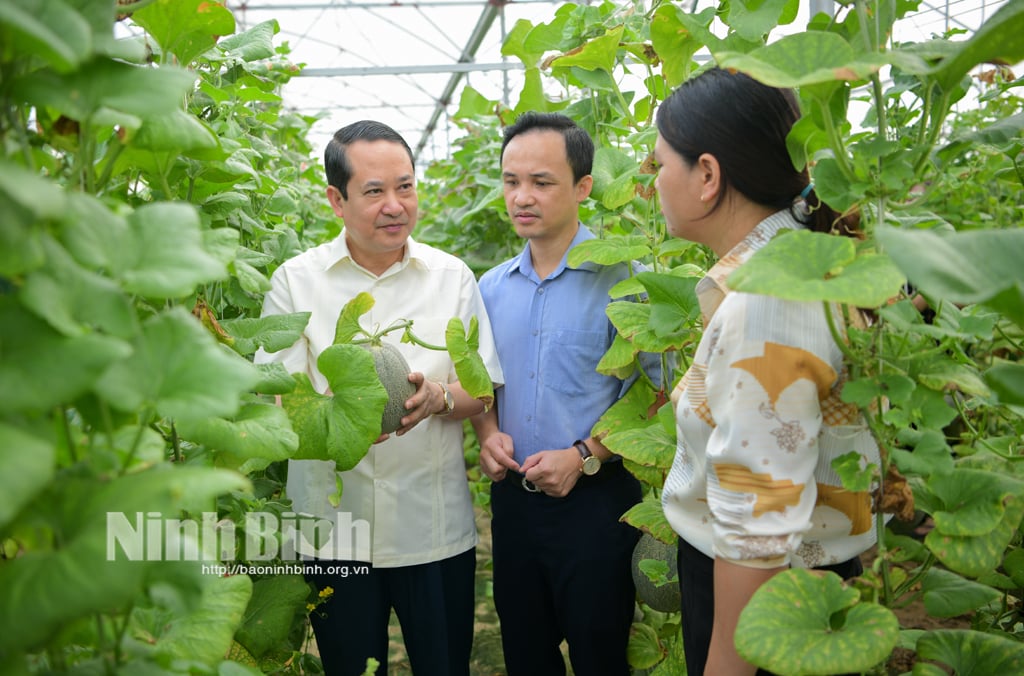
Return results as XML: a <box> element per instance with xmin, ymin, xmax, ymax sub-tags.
<box><xmin>656</xmin><ymin>68</ymin><xmax>878</xmax><ymax>675</ymax></box>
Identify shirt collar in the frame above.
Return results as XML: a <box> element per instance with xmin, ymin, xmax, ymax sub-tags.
<box><xmin>322</xmin><ymin>231</ymin><xmax>424</xmax><ymax>276</ymax></box>
<box><xmin>504</xmin><ymin>223</ymin><xmax>598</xmax><ymax>281</ymax></box>
<box><xmin>697</xmin><ymin>209</ymin><xmax>802</xmax><ymax>322</ymax></box>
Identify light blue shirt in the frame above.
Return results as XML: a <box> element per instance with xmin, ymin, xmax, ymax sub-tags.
<box><xmin>478</xmin><ymin>224</ymin><xmax>657</xmax><ymax>465</ymax></box>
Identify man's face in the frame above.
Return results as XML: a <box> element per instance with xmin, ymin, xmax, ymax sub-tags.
<box><xmin>501</xmin><ymin>129</ymin><xmax>591</xmax><ymax>242</ymax></box>
<box><xmin>327</xmin><ymin>139</ymin><xmax>417</xmax><ymax>272</ymax></box>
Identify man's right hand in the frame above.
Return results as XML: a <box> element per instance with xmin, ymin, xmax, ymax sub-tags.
<box><xmin>478</xmin><ymin>431</ymin><xmax>520</xmax><ymax>482</ymax></box>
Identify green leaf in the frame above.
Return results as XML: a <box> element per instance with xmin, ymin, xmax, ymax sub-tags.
<box><xmin>334</xmin><ymin>292</ymin><xmax>375</xmax><ymax>345</ymax></box>
<box><xmin>235</xmin><ymin>574</ymin><xmax>309</xmax><ymax>658</ymax></box>
<box><xmin>627</xmin><ymin>621</ymin><xmax>666</xmax><ymax>670</ymax></box>
<box><xmin>603</xmin><ymin>419</ymin><xmax>675</xmax><ymax>470</ymax></box>
<box><xmin>131</xmin><ymin>109</ymin><xmax>220</xmax><ymax>153</ymax></box>
<box><xmin>650</xmin><ymin>4</ymin><xmax>710</xmax><ymax>87</ymax></box>
<box><xmin>607</xmin><ymin>300</ymin><xmax>692</xmax><ymax>354</ymax></box>
<box><xmin>890</xmin><ymin>429</ymin><xmax>955</xmax><ymax>478</ymax></box>
<box><xmin>0</xmin><ymin>161</ymin><xmax>65</xmax><ymax>275</ymax></box>
<box><xmin>735</xmin><ymin>569</ymin><xmax>899</xmax><ymax>675</ymax></box>
<box><xmin>727</xmin><ymin>0</ymin><xmax>797</xmax><ymax>41</ymax></box>
<box><xmin>446</xmin><ymin>317</ymin><xmax>494</xmax><ymax>407</ymax></box>
<box><xmin>56</xmin><ymin>190</ymin><xmax>129</xmax><ymax>271</ymax></box>
<box><xmin>591</xmin><ymin>147</ymin><xmax>639</xmax><ymax>210</ymax></box>
<box><xmin>0</xmin><ymin>299</ymin><xmax>132</xmax><ymax>413</ymax></box>
<box><xmin>216</xmin><ymin>19</ymin><xmax>278</xmax><ymax>62</ymax></box>
<box><xmin>177</xmin><ymin>403</ymin><xmax>298</xmax><ymax>462</ymax></box>
<box><xmin>568</xmin><ymin>236</ymin><xmax>651</xmax><ymax>267</ymax></box>
<box><xmin>917</xmin><ymin>362</ymin><xmax>989</xmax><ymax>398</ymax></box>
<box><xmin>12</xmin><ymin>58</ymin><xmax>197</xmax><ymax>124</ymax></box>
<box><xmin>454</xmin><ymin>85</ymin><xmax>495</xmax><ymax>119</ymax></box>
<box><xmin>133</xmin><ymin>0</ymin><xmax>236</xmax><ymax>66</ymax></box>
<box><xmin>715</xmin><ymin>31</ymin><xmax>886</xmax><ymax>92</ymax></box>
<box><xmin>0</xmin><ymin>423</ymin><xmax>55</xmax><ymax>531</ymax></box>
<box><xmin>20</xmin><ymin>236</ymin><xmax>136</xmax><ymax>339</ymax></box>
<box><xmin>728</xmin><ymin>229</ymin><xmax>906</xmax><ymax>307</ymax></box>
<box><xmin>550</xmin><ymin>25</ymin><xmax>624</xmax><ymax>74</ymax></box>
<box><xmin>596</xmin><ymin>333</ymin><xmax>639</xmax><ymax>379</ymax></box>
<box><xmin>251</xmin><ymin>363</ymin><xmax>298</xmax><ymax>396</ymax></box>
<box><xmin>876</xmin><ymin>226</ymin><xmax>1024</xmax><ymax>324</ymax></box>
<box><xmin>620</xmin><ymin>497</ymin><xmax>676</xmax><ymax>544</ymax></box>
<box><xmin>501</xmin><ymin>18</ymin><xmax>544</xmax><ymax>67</ymax></box>
<box><xmin>119</xmin><ymin>202</ymin><xmax>232</xmax><ymax>298</ymax></box>
<box><xmin>283</xmin><ymin>345</ymin><xmax>387</xmax><ymax>469</ymax></box>
<box><xmin>0</xmin><ymin>0</ymin><xmax>92</xmax><ymax>72</ymax></box>
<box><xmin>921</xmin><ymin>568</ymin><xmax>1001</xmax><ymax>618</ymax></box>
<box><xmin>841</xmin><ymin>373</ymin><xmax>916</xmax><ymax>408</ymax></box>
<box><xmin>914</xmin><ymin>629</ymin><xmax>1024</xmax><ymax>674</ymax></box>
<box><xmin>636</xmin><ymin>272</ymin><xmax>700</xmax><ymax>339</ymax></box>
<box><xmin>929</xmin><ymin>1</ymin><xmax>1024</xmax><ymax>92</ymax></box>
<box><xmin>986</xmin><ymin>361</ymin><xmax>1024</xmax><ymax>406</ymax></box>
<box><xmin>95</xmin><ymin>307</ymin><xmax>260</xmax><ymax>423</ymax></box>
<box><xmin>221</xmin><ymin>313</ymin><xmax>310</xmax><ymax>356</ymax></box>
<box><xmin>156</xmin><ymin>574</ymin><xmax>252</xmax><ymax>664</ymax></box>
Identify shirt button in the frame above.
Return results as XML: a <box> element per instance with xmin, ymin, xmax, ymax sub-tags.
<box><xmin>532</xmin><ymin>329</ymin><xmax>539</xmax><ymax>336</ymax></box>
<box><xmin>529</xmin><ymin>372</ymin><xmax>535</xmax><ymax>379</ymax></box>
<box><xmin>537</xmin><ymin>288</ymin><xmax>544</xmax><ymax>295</ymax></box>
<box><xmin>526</xmin><ymin>415</ymin><xmax>532</xmax><ymax>422</ymax></box>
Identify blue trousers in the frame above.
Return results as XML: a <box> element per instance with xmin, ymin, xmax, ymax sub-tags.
<box><xmin>490</xmin><ymin>462</ymin><xmax>642</xmax><ymax>675</ymax></box>
<box><xmin>304</xmin><ymin>548</ymin><xmax>476</xmax><ymax>676</ymax></box>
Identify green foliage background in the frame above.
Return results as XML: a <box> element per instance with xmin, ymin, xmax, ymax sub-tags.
<box><xmin>1</xmin><ymin>0</ymin><xmax>1023</xmax><ymax>674</ymax></box>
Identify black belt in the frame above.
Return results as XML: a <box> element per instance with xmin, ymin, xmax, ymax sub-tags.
<box><xmin>502</xmin><ymin>460</ymin><xmax>627</xmax><ymax>494</ymax></box>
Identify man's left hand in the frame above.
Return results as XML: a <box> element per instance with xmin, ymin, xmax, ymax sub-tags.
<box><xmin>520</xmin><ymin>447</ymin><xmax>582</xmax><ymax>497</ymax></box>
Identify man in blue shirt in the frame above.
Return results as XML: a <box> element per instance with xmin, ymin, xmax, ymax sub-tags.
<box><xmin>471</xmin><ymin>112</ymin><xmax>650</xmax><ymax>675</ymax></box>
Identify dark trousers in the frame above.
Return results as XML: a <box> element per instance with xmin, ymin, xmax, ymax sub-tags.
<box><xmin>304</xmin><ymin>548</ymin><xmax>476</xmax><ymax>676</ymax></box>
<box><xmin>490</xmin><ymin>462</ymin><xmax>642</xmax><ymax>676</ymax></box>
<box><xmin>677</xmin><ymin>536</ymin><xmax>863</xmax><ymax>676</ymax></box>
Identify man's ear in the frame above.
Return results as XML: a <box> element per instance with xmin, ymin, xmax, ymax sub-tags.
<box><xmin>575</xmin><ymin>174</ymin><xmax>594</xmax><ymax>203</ymax></box>
<box><xmin>696</xmin><ymin>153</ymin><xmax>721</xmax><ymax>203</ymax></box>
<box><xmin>326</xmin><ymin>185</ymin><xmax>345</xmax><ymax>218</ymax></box>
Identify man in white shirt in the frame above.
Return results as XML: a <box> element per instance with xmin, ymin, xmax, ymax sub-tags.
<box><xmin>255</xmin><ymin>120</ymin><xmax>503</xmax><ymax>675</ymax></box>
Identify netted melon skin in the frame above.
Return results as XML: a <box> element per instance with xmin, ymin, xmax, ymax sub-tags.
<box><xmin>366</xmin><ymin>342</ymin><xmax>416</xmax><ymax>434</ymax></box>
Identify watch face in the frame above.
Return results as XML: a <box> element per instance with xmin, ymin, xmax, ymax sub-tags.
<box><xmin>582</xmin><ymin>455</ymin><xmax>601</xmax><ymax>476</ymax></box>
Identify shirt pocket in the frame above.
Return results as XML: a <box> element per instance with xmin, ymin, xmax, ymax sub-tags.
<box><xmin>540</xmin><ymin>329</ymin><xmax>612</xmax><ymax>397</ymax></box>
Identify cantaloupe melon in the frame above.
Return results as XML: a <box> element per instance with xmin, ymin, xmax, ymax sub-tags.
<box><xmin>631</xmin><ymin>532</ymin><xmax>681</xmax><ymax>613</ymax></box>
<box><xmin>365</xmin><ymin>342</ymin><xmax>416</xmax><ymax>434</ymax></box>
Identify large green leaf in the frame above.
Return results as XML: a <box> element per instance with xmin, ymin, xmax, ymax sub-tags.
<box><xmin>283</xmin><ymin>345</ymin><xmax>387</xmax><ymax>469</ymax></box>
<box><xmin>446</xmin><ymin>317</ymin><xmax>495</xmax><ymax>406</ymax></box>
<box><xmin>649</xmin><ymin>4</ymin><xmax>708</xmax><ymax>87</ymax></box>
<box><xmin>728</xmin><ymin>229</ymin><xmax>906</xmax><ymax>307</ymax></box>
<box><xmin>20</xmin><ymin>235</ymin><xmax>136</xmax><ymax>339</ymax></box>
<box><xmin>119</xmin><ymin>202</ymin><xmax>233</xmax><ymax>298</ymax></box>
<box><xmin>0</xmin><ymin>0</ymin><xmax>92</xmax><ymax>73</ymax></box>
<box><xmin>550</xmin><ymin>25</ymin><xmax>624</xmax><ymax>75</ymax></box>
<box><xmin>920</xmin><ymin>568</ymin><xmax>1001</xmax><ymax>618</ymax></box>
<box><xmin>0</xmin><ymin>423</ymin><xmax>55</xmax><ymax>532</ymax></box>
<box><xmin>177</xmin><ymin>403</ymin><xmax>298</xmax><ymax>462</ymax></box>
<box><xmin>627</xmin><ymin>621</ymin><xmax>667</xmax><ymax>670</ymax></box>
<box><xmin>876</xmin><ymin>225</ymin><xmax>1024</xmax><ymax>327</ymax></box>
<box><xmin>216</xmin><ymin>19</ymin><xmax>278</xmax><ymax>62</ymax></box>
<box><xmin>501</xmin><ymin>18</ymin><xmax>545</xmax><ymax>67</ymax></box>
<box><xmin>220</xmin><ymin>313</ymin><xmax>310</xmax><ymax>356</ymax></box>
<box><xmin>620</xmin><ymin>497</ymin><xmax>676</xmax><ymax>543</ymax></box>
<box><xmin>11</xmin><ymin>57</ymin><xmax>196</xmax><ymax>125</ymax></box>
<box><xmin>568</xmin><ymin>235</ymin><xmax>651</xmax><ymax>267</ymax></box>
<box><xmin>913</xmin><ymin>629</ymin><xmax>1024</xmax><ymax>675</ymax></box>
<box><xmin>132</xmin><ymin>0</ymin><xmax>236</xmax><ymax>66</ymax></box>
<box><xmin>914</xmin><ymin>470</ymin><xmax>1024</xmax><ymax>577</ymax></box>
<box><xmin>234</xmin><ymin>574</ymin><xmax>309</xmax><ymax>658</ymax></box>
<box><xmin>714</xmin><ymin>31</ymin><xmax>887</xmax><ymax>92</ymax></box>
<box><xmin>591</xmin><ymin>146</ymin><xmax>640</xmax><ymax>210</ymax></box>
<box><xmin>156</xmin><ymin>574</ymin><xmax>252</xmax><ymax>664</ymax></box>
<box><xmin>0</xmin><ymin>298</ymin><xmax>131</xmax><ymax>413</ymax></box>
<box><xmin>0</xmin><ymin>161</ymin><xmax>66</xmax><ymax>276</ymax></box>
<box><xmin>929</xmin><ymin>1</ymin><xmax>1024</xmax><ymax>93</ymax></box>
<box><xmin>986</xmin><ymin>361</ymin><xmax>1024</xmax><ymax>406</ymax></box>
<box><xmin>726</xmin><ymin>0</ymin><xmax>798</xmax><ymax>41</ymax></box>
<box><xmin>130</xmin><ymin>109</ymin><xmax>220</xmax><ymax>153</ymax></box>
<box><xmin>735</xmin><ymin>569</ymin><xmax>899</xmax><ymax>675</ymax></box>
<box><xmin>95</xmin><ymin>307</ymin><xmax>260</xmax><ymax>423</ymax></box>
<box><xmin>636</xmin><ymin>272</ymin><xmax>700</xmax><ymax>339</ymax></box>
<box><xmin>603</xmin><ymin>418</ymin><xmax>675</xmax><ymax>470</ymax></box>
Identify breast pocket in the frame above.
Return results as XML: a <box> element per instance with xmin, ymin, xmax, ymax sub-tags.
<box><xmin>540</xmin><ymin>329</ymin><xmax>613</xmax><ymax>397</ymax></box>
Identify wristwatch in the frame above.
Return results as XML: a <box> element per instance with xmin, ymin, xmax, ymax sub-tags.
<box><xmin>435</xmin><ymin>381</ymin><xmax>455</xmax><ymax>416</ymax></box>
<box><xmin>574</xmin><ymin>439</ymin><xmax>601</xmax><ymax>476</ymax></box>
